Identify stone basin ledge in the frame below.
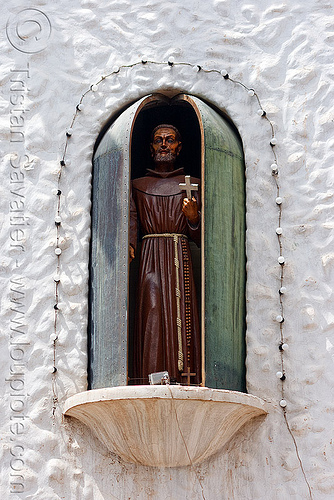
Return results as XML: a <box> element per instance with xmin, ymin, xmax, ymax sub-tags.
<box><xmin>64</xmin><ymin>386</ymin><xmax>269</xmax><ymax>467</ymax></box>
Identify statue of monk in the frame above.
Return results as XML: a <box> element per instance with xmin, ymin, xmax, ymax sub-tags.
<box><xmin>129</xmin><ymin>124</ymin><xmax>201</xmax><ymax>384</ymax></box>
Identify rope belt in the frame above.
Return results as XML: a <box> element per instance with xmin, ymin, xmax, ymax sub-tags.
<box><xmin>142</xmin><ymin>233</ymin><xmax>188</xmax><ymax>240</ymax></box>
<box><xmin>142</xmin><ymin>233</ymin><xmax>187</xmax><ymax>372</ymax></box>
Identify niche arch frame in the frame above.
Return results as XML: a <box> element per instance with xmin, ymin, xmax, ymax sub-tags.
<box><xmin>89</xmin><ymin>92</ymin><xmax>246</xmax><ymax>391</ymax></box>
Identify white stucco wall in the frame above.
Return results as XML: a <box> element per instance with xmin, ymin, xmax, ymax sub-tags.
<box><xmin>1</xmin><ymin>0</ymin><xmax>333</xmax><ymax>498</ymax></box>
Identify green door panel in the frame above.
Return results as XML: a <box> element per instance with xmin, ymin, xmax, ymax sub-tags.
<box><xmin>90</xmin><ymin>97</ymin><xmax>148</xmax><ymax>388</ymax></box>
<box><xmin>191</xmin><ymin>96</ymin><xmax>246</xmax><ymax>391</ymax></box>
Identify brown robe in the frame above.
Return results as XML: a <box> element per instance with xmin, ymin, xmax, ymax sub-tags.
<box><xmin>130</xmin><ymin>167</ymin><xmax>201</xmax><ymax>384</ymax></box>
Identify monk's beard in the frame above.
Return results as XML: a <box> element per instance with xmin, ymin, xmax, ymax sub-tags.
<box><xmin>154</xmin><ymin>151</ymin><xmax>177</xmax><ymax>163</ymax></box>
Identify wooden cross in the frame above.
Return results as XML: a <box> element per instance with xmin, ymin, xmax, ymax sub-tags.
<box><xmin>181</xmin><ymin>366</ymin><xmax>196</xmax><ymax>385</ymax></box>
<box><xmin>179</xmin><ymin>175</ymin><xmax>198</xmax><ymax>199</ymax></box>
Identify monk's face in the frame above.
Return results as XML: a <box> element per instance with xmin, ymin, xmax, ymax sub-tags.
<box><xmin>150</xmin><ymin>127</ymin><xmax>182</xmax><ymax>163</ymax></box>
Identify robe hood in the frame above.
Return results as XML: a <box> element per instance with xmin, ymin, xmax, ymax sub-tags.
<box><xmin>145</xmin><ymin>167</ymin><xmax>185</xmax><ymax>178</ymax></box>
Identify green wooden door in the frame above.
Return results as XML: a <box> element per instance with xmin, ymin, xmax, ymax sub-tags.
<box><xmin>190</xmin><ymin>96</ymin><xmax>246</xmax><ymax>391</ymax></box>
<box><xmin>90</xmin><ymin>97</ymin><xmax>148</xmax><ymax>389</ymax></box>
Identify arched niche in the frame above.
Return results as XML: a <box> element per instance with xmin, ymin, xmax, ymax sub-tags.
<box><xmin>89</xmin><ymin>93</ymin><xmax>246</xmax><ymax>392</ymax></box>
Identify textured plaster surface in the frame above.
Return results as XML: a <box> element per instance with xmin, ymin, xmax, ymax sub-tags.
<box><xmin>0</xmin><ymin>0</ymin><xmax>333</xmax><ymax>498</ymax></box>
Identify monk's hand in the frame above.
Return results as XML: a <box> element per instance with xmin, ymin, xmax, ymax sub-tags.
<box><xmin>182</xmin><ymin>197</ymin><xmax>200</xmax><ymax>225</ymax></box>
<box><xmin>129</xmin><ymin>245</ymin><xmax>135</xmax><ymax>262</ymax></box>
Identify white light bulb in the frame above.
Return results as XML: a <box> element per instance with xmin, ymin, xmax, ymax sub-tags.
<box><xmin>91</xmin><ymin>84</ymin><xmax>98</xmax><ymax>92</ymax></box>
<box><xmin>276</xmin><ymin>371</ymin><xmax>283</xmax><ymax>379</ymax></box>
<box><xmin>54</xmin><ymin>274</ymin><xmax>60</xmax><ymax>283</ymax></box>
<box><xmin>168</xmin><ymin>56</ymin><xmax>175</xmax><ymax>65</ymax></box>
<box><xmin>55</xmin><ymin>248</ymin><xmax>62</xmax><ymax>256</ymax></box>
<box><xmin>276</xmin><ymin>197</ymin><xmax>283</xmax><ymax>205</ymax></box>
<box><xmin>257</xmin><ymin>109</ymin><xmax>265</xmax><ymax>116</ymax></box>
<box><xmin>66</xmin><ymin>128</ymin><xmax>73</xmax><ymax>136</ymax></box>
<box><xmin>276</xmin><ymin>315</ymin><xmax>284</xmax><ymax>323</ymax></box>
<box><xmin>276</xmin><ymin>227</ymin><xmax>283</xmax><ymax>235</ymax></box>
<box><xmin>278</xmin><ymin>256</ymin><xmax>285</xmax><ymax>264</ymax></box>
<box><xmin>52</xmin><ymin>188</ymin><xmax>58</xmax><ymax>196</ymax></box>
<box><xmin>280</xmin><ymin>399</ymin><xmax>287</xmax><ymax>408</ymax></box>
<box><xmin>112</xmin><ymin>65</ymin><xmax>120</xmax><ymax>73</ymax></box>
<box><xmin>248</xmin><ymin>89</ymin><xmax>255</xmax><ymax>96</ymax></box>
<box><xmin>55</xmin><ymin>216</ymin><xmax>62</xmax><ymax>224</ymax></box>
<box><xmin>279</xmin><ymin>286</ymin><xmax>287</xmax><ymax>294</ymax></box>
<box><xmin>281</xmin><ymin>343</ymin><xmax>289</xmax><ymax>351</ymax></box>
<box><xmin>270</xmin><ymin>137</ymin><xmax>277</xmax><ymax>146</ymax></box>
<box><xmin>271</xmin><ymin>163</ymin><xmax>278</xmax><ymax>174</ymax></box>
<box><xmin>192</xmin><ymin>64</ymin><xmax>200</xmax><ymax>72</ymax></box>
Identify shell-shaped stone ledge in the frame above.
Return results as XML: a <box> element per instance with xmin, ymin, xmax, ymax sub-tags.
<box><xmin>63</xmin><ymin>385</ymin><xmax>268</xmax><ymax>468</ymax></box>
